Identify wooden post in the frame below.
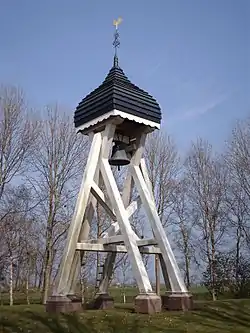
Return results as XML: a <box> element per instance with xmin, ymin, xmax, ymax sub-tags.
<box><xmin>54</xmin><ymin>132</ymin><xmax>102</xmax><ymax>295</ymax></box>
<box><xmin>131</xmin><ymin>161</ymin><xmax>187</xmax><ymax>293</ymax></box>
<box><xmin>98</xmin><ymin>173</ymin><xmax>134</xmax><ymax>294</ymax></box>
<box><xmin>67</xmin><ymin>168</ymin><xmax>100</xmax><ymax>296</ymax></box>
<box><xmin>155</xmin><ymin>254</ymin><xmax>160</xmax><ymax>296</ymax></box>
<box><xmin>100</xmin><ymin>126</ymin><xmax>152</xmax><ymax>294</ymax></box>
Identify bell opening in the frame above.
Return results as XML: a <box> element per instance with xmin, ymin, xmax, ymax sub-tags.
<box><xmin>109</xmin><ymin>159</ymin><xmax>130</xmax><ymax>166</ymax></box>
<box><xmin>108</xmin><ymin>141</ymin><xmax>131</xmax><ymax>167</ymax></box>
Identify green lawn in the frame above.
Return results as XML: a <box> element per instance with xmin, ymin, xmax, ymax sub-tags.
<box><xmin>1</xmin><ymin>299</ymin><xmax>250</xmax><ymax>332</ymax></box>
<box><xmin>0</xmin><ymin>286</ymin><xmax>211</xmax><ymax>306</ymax></box>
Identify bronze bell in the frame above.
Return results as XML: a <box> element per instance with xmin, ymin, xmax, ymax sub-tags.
<box><xmin>109</xmin><ymin>141</ymin><xmax>131</xmax><ymax>167</ymax></box>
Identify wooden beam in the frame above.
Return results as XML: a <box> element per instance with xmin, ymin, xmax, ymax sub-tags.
<box><xmin>85</xmin><ymin>236</ymin><xmax>157</xmax><ymax>247</ymax></box>
<box><xmin>101</xmin><ymin>158</ymin><xmax>153</xmax><ymax>293</ymax></box>
<box><xmin>131</xmin><ymin>163</ymin><xmax>188</xmax><ymax>293</ymax></box>
<box><xmin>67</xmin><ymin>172</ymin><xmax>99</xmax><ymax>294</ymax></box>
<box><xmin>86</xmin><ymin>235</ymin><xmax>124</xmax><ymax>245</ymax></box>
<box><xmin>137</xmin><ymin>238</ymin><xmax>158</xmax><ymax>247</ymax></box>
<box><xmin>54</xmin><ymin>132</ymin><xmax>102</xmax><ymax>296</ymax></box>
<box><xmin>101</xmin><ymin>221</ymin><xmax>140</xmax><ymax>240</ymax></box>
<box><xmin>126</xmin><ymin>196</ymin><xmax>141</xmax><ymax>218</ymax></box>
<box><xmin>78</xmin><ymin>116</ymin><xmax>124</xmax><ymax>136</ymax></box>
<box><xmin>90</xmin><ymin>182</ymin><xmax>117</xmax><ymax>221</ymax></box>
<box><xmin>76</xmin><ymin>242</ymin><xmax>161</xmax><ymax>254</ymax></box>
<box><xmin>98</xmin><ymin>171</ymin><xmax>135</xmax><ymax>294</ymax></box>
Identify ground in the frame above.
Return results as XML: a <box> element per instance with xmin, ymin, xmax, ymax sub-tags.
<box><xmin>0</xmin><ymin>287</ymin><xmax>250</xmax><ymax>332</ymax></box>
<box><xmin>1</xmin><ymin>299</ymin><xmax>250</xmax><ymax>332</ymax></box>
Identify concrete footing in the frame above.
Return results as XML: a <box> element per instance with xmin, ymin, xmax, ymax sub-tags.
<box><xmin>45</xmin><ymin>295</ymin><xmax>83</xmax><ymax>313</ymax></box>
<box><xmin>161</xmin><ymin>292</ymin><xmax>193</xmax><ymax>311</ymax></box>
<box><xmin>134</xmin><ymin>293</ymin><xmax>162</xmax><ymax>314</ymax></box>
<box><xmin>92</xmin><ymin>293</ymin><xmax>114</xmax><ymax>310</ymax></box>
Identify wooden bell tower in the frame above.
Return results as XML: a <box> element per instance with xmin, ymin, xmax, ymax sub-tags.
<box><xmin>46</xmin><ymin>20</ymin><xmax>193</xmax><ymax>314</ymax></box>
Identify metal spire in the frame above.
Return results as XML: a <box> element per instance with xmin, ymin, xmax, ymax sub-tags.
<box><xmin>113</xmin><ymin>17</ymin><xmax>122</xmax><ymax>67</ymax></box>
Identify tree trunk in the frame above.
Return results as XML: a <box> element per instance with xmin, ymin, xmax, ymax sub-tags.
<box><xmin>235</xmin><ymin>225</ymin><xmax>241</xmax><ymax>284</ymax></box>
<box><xmin>14</xmin><ymin>262</ymin><xmax>20</xmax><ymax>291</ymax></box>
<box><xmin>26</xmin><ymin>256</ymin><xmax>30</xmax><ymax>305</ymax></box>
<box><xmin>41</xmin><ymin>246</ymin><xmax>53</xmax><ymax>304</ymax></box>
<box><xmin>9</xmin><ymin>257</ymin><xmax>13</xmax><ymax>306</ymax></box>
<box><xmin>183</xmin><ymin>228</ymin><xmax>190</xmax><ymax>289</ymax></box>
<box><xmin>210</xmin><ymin>218</ymin><xmax>217</xmax><ymax>301</ymax></box>
<box><xmin>184</xmin><ymin>250</ymin><xmax>190</xmax><ymax>289</ymax></box>
<box><xmin>38</xmin><ymin>260</ymin><xmax>44</xmax><ymax>290</ymax></box>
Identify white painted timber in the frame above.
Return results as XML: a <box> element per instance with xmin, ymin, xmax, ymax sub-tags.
<box><xmin>98</xmin><ymin>252</ymin><xmax>117</xmax><ymax>293</ymax></box>
<box><xmin>101</xmin><ymin>160</ymin><xmax>153</xmax><ymax>293</ymax></box>
<box><xmin>98</xmin><ymin>173</ymin><xmax>137</xmax><ymax>294</ymax></box>
<box><xmin>87</xmin><ymin>235</ymin><xmax>124</xmax><ymax>244</ymax></box>
<box><xmin>90</xmin><ymin>181</ymin><xmax>117</xmax><ymax>221</ymax></box>
<box><xmin>140</xmin><ymin>158</ymin><xmax>155</xmax><ymax>202</ymax></box>
<box><xmin>137</xmin><ymin>239</ymin><xmax>158</xmax><ymax>247</ymax></box>
<box><xmin>101</xmin><ymin>123</ymin><xmax>116</xmax><ymax>159</ymax></box>
<box><xmin>67</xmin><ymin>164</ymin><xmax>101</xmax><ymax>295</ymax></box>
<box><xmin>87</xmin><ymin>236</ymin><xmax>156</xmax><ymax>247</ymax></box>
<box><xmin>100</xmin><ymin>129</ymin><xmax>153</xmax><ymax>293</ymax></box>
<box><xmin>76</xmin><ymin>109</ymin><xmax>160</xmax><ymax>133</ymax></box>
<box><xmin>76</xmin><ymin>242</ymin><xmax>161</xmax><ymax>254</ymax></box>
<box><xmin>126</xmin><ymin>196</ymin><xmax>141</xmax><ymax>219</ymax></box>
<box><xmin>131</xmin><ymin>164</ymin><xmax>188</xmax><ymax>293</ymax></box>
<box><xmin>65</xmin><ymin>133</ymin><xmax>99</xmax><ymax>295</ymax></box>
<box><xmin>54</xmin><ymin>132</ymin><xmax>102</xmax><ymax>296</ymax></box>
<box><xmin>101</xmin><ymin>222</ymin><xmax>121</xmax><ymax>238</ymax></box>
<box><xmin>101</xmin><ymin>222</ymin><xmax>140</xmax><ymax>241</ymax></box>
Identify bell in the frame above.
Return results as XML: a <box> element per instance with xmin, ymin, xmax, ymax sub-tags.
<box><xmin>109</xmin><ymin>141</ymin><xmax>130</xmax><ymax>167</ymax></box>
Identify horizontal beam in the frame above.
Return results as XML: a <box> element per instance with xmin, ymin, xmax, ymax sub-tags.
<box><xmin>76</xmin><ymin>242</ymin><xmax>161</xmax><ymax>254</ymax></box>
<box><xmin>85</xmin><ymin>236</ymin><xmax>157</xmax><ymax>247</ymax></box>
<box><xmin>87</xmin><ymin>235</ymin><xmax>124</xmax><ymax>245</ymax></box>
<box><xmin>137</xmin><ymin>238</ymin><xmax>158</xmax><ymax>246</ymax></box>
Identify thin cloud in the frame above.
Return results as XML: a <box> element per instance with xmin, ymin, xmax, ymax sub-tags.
<box><xmin>170</xmin><ymin>93</ymin><xmax>228</xmax><ymax>122</ymax></box>
<box><xmin>145</xmin><ymin>62</ymin><xmax>162</xmax><ymax>78</ymax></box>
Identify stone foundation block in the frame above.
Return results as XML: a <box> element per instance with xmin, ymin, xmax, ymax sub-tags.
<box><xmin>134</xmin><ymin>293</ymin><xmax>162</xmax><ymax>314</ymax></box>
<box><xmin>45</xmin><ymin>295</ymin><xmax>83</xmax><ymax>313</ymax></box>
<box><xmin>161</xmin><ymin>292</ymin><xmax>193</xmax><ymax>311</ymax></box>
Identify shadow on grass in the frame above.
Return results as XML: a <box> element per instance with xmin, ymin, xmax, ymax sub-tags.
<box><xmin>191</xmin><ymin>300</ymin><xmax>250</xmax><ymax>331</ymax></box>
<box><xmin>0</xmin><ymin>310</ymin><xmax>184</xmax><ymax>333</ymax></box>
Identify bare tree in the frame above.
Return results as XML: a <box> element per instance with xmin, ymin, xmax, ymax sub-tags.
<box><xmin>145</xmin><ymin>131</ymin><xmax>180</xmax><ymax>226</ymax></box>
<box><xmin>225</xmin><ymin>180</ymin><xmax>249</xmax><ymax>281</ymax></box>
<box><xmin>0</xmin><ymin>86</ymin><xmax>38</xmax><ymax>202</ymax></box>
<box><xmin>29</xmin><ymin>105</ymin><xmax>88</xmax><ymax>304</ymax></box>
<box><xmin>0</xmin><ymin>185</ymin><xmax>37</xmax><ymax>294</ymax></box>
<box><xmin>226</xmin><ymin>118</ymin><xmax>250</xmax><ymax>247</ymax></box>
<box><xmin>115</xmin><ymin>254</ymin><xmax>131</xmax><ymax>303</ymax></box>
<box><xmin>185</xmin><ymin>139</ymin><xmax>228</xmax><ymax>300</ymax></box>
<box><xmin>144</xmin><ymin>131</ymin><xmax>180</xmax><ymax>291</ymax></box>
<box><xmin>171</xmin><ymin>177</ymin><xmax>196</xmax><ymax>288</ymax></box>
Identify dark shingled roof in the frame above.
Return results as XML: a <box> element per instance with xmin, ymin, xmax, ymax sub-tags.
<box><xmin>74</xmin><ymin>56</ymin><xmax>161</xmax><ymax>129</ymax></box>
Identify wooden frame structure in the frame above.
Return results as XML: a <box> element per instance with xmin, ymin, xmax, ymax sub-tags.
<box><xmin>47</xmin><ymin>119</ymin><xmax>191</xmax><ymax>314</ymax></box>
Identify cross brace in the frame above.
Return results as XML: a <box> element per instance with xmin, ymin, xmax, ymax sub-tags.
<box><xmin>53</xmin><ymin>122</ymin><xmax>188</xmax><ymax>298</ymax></box>
<box><xmin>76</xmin><ymin>242</ymin><xmax>161</xmax><ymax>254</ymax></box>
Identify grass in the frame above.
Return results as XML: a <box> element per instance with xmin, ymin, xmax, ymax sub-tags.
<box><xmin>0</xmin><ymin>285</ymin><xmax>211</xmax><ymax>306</ymax></box>
<box><xmin>1</xmin><ymin>299</ymin><xmax>250</xmax><ymax>332</ymax></box>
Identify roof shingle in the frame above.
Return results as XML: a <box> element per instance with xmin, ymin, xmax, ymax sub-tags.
<box><xmin>74</xmin><ymin>57</ymin><xmax>161</xmax><ymax>129</ymax></box>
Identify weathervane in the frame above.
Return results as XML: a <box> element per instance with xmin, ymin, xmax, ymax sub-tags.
<box><xmin>113</xmin><ymin>17</ymin><xmax>122</xmax><ymax>57</ymax></box>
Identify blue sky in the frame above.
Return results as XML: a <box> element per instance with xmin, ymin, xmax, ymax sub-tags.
<box><xmin>0</xmin><ymin>0</ymin><xmax>249</xmax><ymax>153</ymax></box>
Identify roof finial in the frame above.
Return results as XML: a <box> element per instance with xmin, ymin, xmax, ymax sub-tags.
<box><xmin>113</xmin><ymin>17</ymin><xmax>122</xmax><ymax>67</ymax></box>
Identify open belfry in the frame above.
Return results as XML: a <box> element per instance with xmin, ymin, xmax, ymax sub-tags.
<box><xmin>46</xmin><ymin>19</ymin><xmax>193</xmax><ymax>314</ymax></box>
